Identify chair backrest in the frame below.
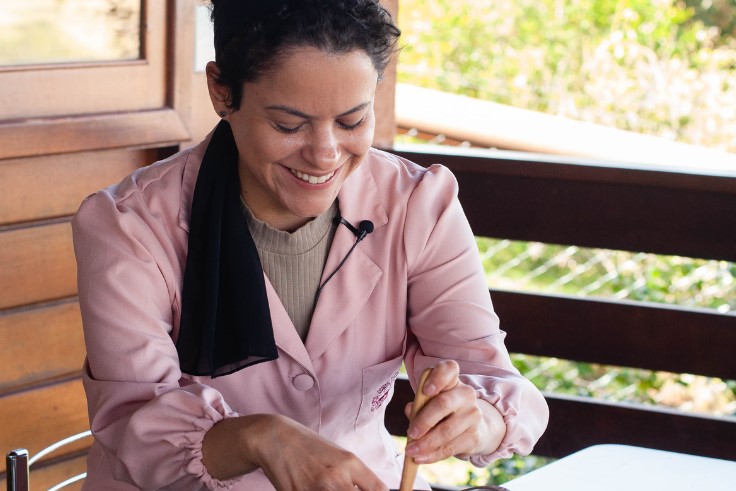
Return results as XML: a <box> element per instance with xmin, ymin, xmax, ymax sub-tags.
<box><xmin>5</xmin><ymin>430</ymin><xmax>91</xmax><ymax>491</ymax></box>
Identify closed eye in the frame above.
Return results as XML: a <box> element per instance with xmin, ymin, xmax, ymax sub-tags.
<box><xmin>338</xmin><ymin>116</ymin><xmax>367</xmax><ymax>131</ymax></box>
<box><xmin>273</xmin><ymin>122</ymin><xmax>303</xmax><ymax>134</ymax></box>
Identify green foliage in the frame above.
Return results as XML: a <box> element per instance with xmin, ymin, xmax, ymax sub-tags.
<box><xmin>398</xmin><ymin>0</ymin><xmax>736</xmax><ymax>151</ymax></box>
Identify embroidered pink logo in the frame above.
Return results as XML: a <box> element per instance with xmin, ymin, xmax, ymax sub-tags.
<box><xmin>371</xmin><ymin>371</ymin><xmax>399</xmax><ymax>412</ymax></box>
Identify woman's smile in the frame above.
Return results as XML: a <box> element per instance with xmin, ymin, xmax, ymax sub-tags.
<box><xmin>288</xmin><ymin>166</ymin><xmax>337</xmax><ymax>185</ymax></box>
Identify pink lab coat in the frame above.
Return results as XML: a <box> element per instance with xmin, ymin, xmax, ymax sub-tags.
<box><xmin>72</xmin><ymin>132</ymin><xmax>549</xmax><ymax>490</ymax></box>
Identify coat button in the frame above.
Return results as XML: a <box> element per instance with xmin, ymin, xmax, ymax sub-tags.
<box><xmin>292</xmin><ymin>373</ymin><xmax>315</xmax><ymax>391</ymax></box>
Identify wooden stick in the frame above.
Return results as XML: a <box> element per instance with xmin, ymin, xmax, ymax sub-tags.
<box><xmin>398</xmin><ymin>367</ymin><xmax>433</xmax><ymax>491</ymax></box>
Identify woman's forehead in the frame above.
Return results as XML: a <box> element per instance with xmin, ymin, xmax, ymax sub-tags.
<box><xmin>244</xmin><ymin>47</ymin><xmax>379</xmax><ymax>115</ymax></box>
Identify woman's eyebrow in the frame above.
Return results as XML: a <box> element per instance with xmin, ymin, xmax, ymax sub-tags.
<box><xmin>265</xmin><ymin>101</ymin><xmax>371</xmax><ymax>119</ymax></box>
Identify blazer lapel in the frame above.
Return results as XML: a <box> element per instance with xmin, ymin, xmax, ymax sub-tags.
<box><xmin>265</xmin><ymin>275</ymin><xmax>315</xmax><ymax>372</ymax></box>
<box><xmin>306</xmin><ymin>159</ymin><xmax>388</xmax><ymax>360</ymax></box>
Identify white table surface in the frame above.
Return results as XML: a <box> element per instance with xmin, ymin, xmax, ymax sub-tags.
<box><xmin>502</xmin><ymin>444</ymin><xmax>736</xmax><ymax>491</ymax></box>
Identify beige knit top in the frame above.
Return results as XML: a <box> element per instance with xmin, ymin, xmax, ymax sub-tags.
<box><xmin>242</xmin><ymin>201</ymin><xmax>339</xmax><ymax>341</ymax></box>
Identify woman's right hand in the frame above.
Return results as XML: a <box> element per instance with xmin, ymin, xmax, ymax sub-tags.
<box><xmin>203</xmin><ymin>413</ymin><xmax>388</xmax><ymax>491</ymax></box>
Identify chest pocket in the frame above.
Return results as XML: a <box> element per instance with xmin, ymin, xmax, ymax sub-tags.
<box><xmin>355</xmin><ymin>355</ymin><xmax>403</xmax><ymax>430</ymax></box>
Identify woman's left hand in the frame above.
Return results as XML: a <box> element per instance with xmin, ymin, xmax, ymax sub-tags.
<box><xmin>403</xmin><ymin>360</ymin><xmax>506</xmax><ymax>464</ymax></box>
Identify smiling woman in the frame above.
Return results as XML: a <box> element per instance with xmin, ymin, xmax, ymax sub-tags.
<box><xmin>70</xmin><ymin>1</ymin><xmax>549</xmax><ymax>490</ymax></box>
<box><xmin>208</xmin><ymin>47</ymin><xmax>378</xmax><ymax>232</ymax></box>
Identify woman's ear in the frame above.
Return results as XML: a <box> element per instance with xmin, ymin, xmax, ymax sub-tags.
<box><xmin>205</xmin><ymin>61</ymin><xmax>231</xmax><ymax>117</ymax></box>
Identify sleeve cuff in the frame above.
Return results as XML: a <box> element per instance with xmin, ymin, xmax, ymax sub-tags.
<box><xmin>461</xmin><ymin>387</ymin><xmax>543</xmax><ymax>467</ymax></box>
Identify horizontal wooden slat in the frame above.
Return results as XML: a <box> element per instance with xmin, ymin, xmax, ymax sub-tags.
<box><xmin>0</xmin><ymin>299</ymin><xmax>85</xmax><ymax>393</ymax></box>
<box><xmin>0</xmin><ymin>378</ymin><xmax>89</xmax><ymax>473</ymax></box>
<box><xmin>0</xmin><ymin>109</ymin><xmax>190</xmax><ymax>161</ymax></box>
<box><xmin>394</xmin><ymin>146</ymin><xmax>736</xmax><ymax>262</ymax></box>
<box><xmin>535</xmin><ymin>393</ymin><xmax>736</xmax><ymax>461</ymax></box>
<box><xmin>0</xmin><ymin>149</ymin><xmax>157</xmax><ymax>226</ymax></box>
<box><xmin>0</xmin><ymin>221</ymin><xmax>76</xmax><ymax>310</ymax></box>
<box><xmin>493</xmin><ymin>289</ymin><xmax>736</xmax><ymax>380</ymax></box>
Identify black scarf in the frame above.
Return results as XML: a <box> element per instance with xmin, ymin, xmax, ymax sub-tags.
<box><xmin>176</xmin><ymin>121</ymin><xmax>278</xmax><ymax>377</ymax></box>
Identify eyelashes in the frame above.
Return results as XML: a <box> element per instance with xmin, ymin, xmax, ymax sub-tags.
<box><xmin>274</xmin><ymin>123</ymin><xmax>301</xmax><ymax>134</ymax></box>
<box><xmin>273</xmin><ymin>115</ymin><xmax>367</xmax><ymax>134</ymax></box>
<box><xmin>337</xmin><ymin>115</ymin><xmax>367</xmax><ymax>131</ymax></box>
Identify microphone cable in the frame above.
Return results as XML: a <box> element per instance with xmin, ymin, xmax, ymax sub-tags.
<box><xmin>314</xmin><ymin>217</ymin><xmax>374</xmax><ymax>302</ymax></box>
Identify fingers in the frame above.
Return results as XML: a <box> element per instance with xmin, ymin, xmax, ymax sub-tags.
<box><xmin>406</xmin><ymin>388</ymin><xmax>483</xmax><ymax>461</ymax></box>
<box><xmin>405</xmin><ymin>362</ymin><xmax>489</xmax><ymax>464</ymax></box>
<box><xmin>420</xmin><ymin>359</ymin><xmax>460</xmax><ymax>398</ymax></box>
<box><xmin>341</xmin><ymin>452</ymin><xmax>389</xmax><ymax>491</ymax></box>
<box><xmin>255</xmin><ymin>416</ymin><xmax>388</xmax><ymax>491</ymax></box>
<box><xmin>266</xmin><ymin>451</ymin><xmax>387</xmax><ymax>491</ymax></box>
<box><xmin>407</xmin><ymin>373</ymin><xmax>476</xmax><ymax>441</ymax></box>
<box><xmin>405</xmin><ymin>403</ymin><xmax>483</xmax><ymax>463</ymax></box>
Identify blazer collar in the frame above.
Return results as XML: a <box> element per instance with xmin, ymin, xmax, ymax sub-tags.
<box><xmin>334</xmin><ymin>150</ymin><xmax>389</xmax><ymax>234</ymax></box>
<box><xmin>305</xmin><ymin>153</ymin><xmax>388</xmax><ymax>360</ymax></box>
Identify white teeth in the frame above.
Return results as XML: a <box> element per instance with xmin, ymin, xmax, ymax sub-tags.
<box><xmin>289</xmin><ymin>168</ymin><xmax>335</xmax><ymax>184</ymax></box>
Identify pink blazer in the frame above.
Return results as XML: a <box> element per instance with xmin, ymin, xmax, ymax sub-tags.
<box><xmin>72</xmin><ymin>133</ymin><xmax>548</xmax><ymax>490</ymax></box>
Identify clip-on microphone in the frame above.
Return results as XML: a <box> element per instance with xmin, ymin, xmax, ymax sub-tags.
<box><xmin>315</xmin><ymin>216</ymin><xmax>374</xmax><ymax>302</ymax></box>
<box><xmin>338</xmin><ymin>217</ymin><xmax>374</xmax><ymax>241</ymax></box>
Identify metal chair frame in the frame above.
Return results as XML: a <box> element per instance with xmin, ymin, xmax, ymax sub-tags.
<box><xmin>5</xmin><ymin>430</ymin><xmax>91</xmax><ymax>491</ymax></box>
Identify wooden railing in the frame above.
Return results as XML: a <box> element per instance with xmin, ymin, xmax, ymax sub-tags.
<box><xmin>385</xmin><ymin>144</ymin><xmax>736</xmax><ymax>469</ymax></box>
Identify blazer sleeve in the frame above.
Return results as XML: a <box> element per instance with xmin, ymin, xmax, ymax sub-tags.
<box><xmin>401</xmin><ymin>164</ymin><xmax>549</xmax><ymax>465</ymax></box>
<box><xmin>73</xmin><ymin>189</ymin><xmax>243</xmax><ymax>490</ymax></box>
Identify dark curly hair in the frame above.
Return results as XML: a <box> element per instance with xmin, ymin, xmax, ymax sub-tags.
<box><xmin>209</xmin><ymin>0</ymin><xmax>401</xmax><ymax>110</ymax></box>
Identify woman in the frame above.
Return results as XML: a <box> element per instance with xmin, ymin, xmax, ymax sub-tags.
<box><xmin>72</xmin><ymin>1</ymin><xmax>548</xmax><ymax>489</ymax></box>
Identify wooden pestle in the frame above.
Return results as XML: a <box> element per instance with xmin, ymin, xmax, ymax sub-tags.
<box><xmin>398</xmin><ymin>367</ymin><xmax>433</xmax><ymax>491</ymax></box>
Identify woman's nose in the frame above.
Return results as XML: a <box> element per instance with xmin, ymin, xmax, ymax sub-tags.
<box><xmin>304</xmin><ymin>125</ymin><xmax>340</xmax><ymax>168</ymax></box>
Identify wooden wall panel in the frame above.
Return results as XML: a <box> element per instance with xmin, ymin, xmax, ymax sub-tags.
<box><xmin>0</xmin><ymin>222</ymin><xmax>76</xmax><ymax>310</ymax></box>
<box><xmin>0</xmin><ymin>110</ymin><xmax>189</xmax><ymax>161</ymax></box>
<box><xmin>0</xmin><ymin>379</ymin><xmax>88</xmax><ymax>473</ymax></box>
<box><xmin>0</xmin><ymin>149</ymin><xmax>154</xmax><ymax>226</ymax></box>
<box><xmin>0</xmin><ymin>3</ymin><xmax>195</xmax><ymax>485</ymax></box>
<box><xmin>0</xmin><ymin>300</ymin><xmax>84</xmax><ymax>393</ymax></box>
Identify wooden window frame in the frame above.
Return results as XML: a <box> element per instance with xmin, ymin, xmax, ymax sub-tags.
<box><xmin>0</xmin><ymin>1</ymin><xmax>190</xmax><ymax>160</ymax></box>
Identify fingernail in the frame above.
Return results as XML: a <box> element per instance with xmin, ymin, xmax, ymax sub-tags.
<box><xmin>407</xmin><ymin>427</ymin><xmax>419</xmax><ymax>439</ymax></box>
<box><xmin>405</xmin><ymin>443</ymin><xmax>418</xmax><ymax>456</ymax></box>
<box><xmin>413</xmin><ymin>454</ymin><xmax>430</xmax><ymax>464</ymax></box>
<box><xmin>424</xmin><ymin>383</ymin><xmax>436</xmax><ymax>395</ymax></box>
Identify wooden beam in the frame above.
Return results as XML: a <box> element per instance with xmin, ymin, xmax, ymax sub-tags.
<box><xmin>493</xmin><ymin>289</ymin><xmax>736</xmax><ymax>380</ymax></box>
<box><xmin>393</xmin><ymin>146</ymin><xmax>736</xmax><ymax>262</ymax></box>
<box><xmin>535</xmin><ymin>393</ymin><xmax>736</xmax><ymax>461</ymax></box>
<box><xmin>0</xmin><ymin>109</ymin><xmax>190</xmax><ymax>160</ymax></box>
<box><xmin>0</xmin><ymin>299</ymin><xmax>85</xmax><ymax>394</ymax></box>
<box><xmin>0</xmin><ymin>149</ymin><xmax>157</xmax><ymax>226</ymax></box>
<box><xmin>0</xmin><ymin>221</ymin><xmax>76</xmax><ymax>310</ymax></box>
<box><xmin>373</xmin><ymin>0</ymin><xmax>399</xmax><ymax>149</ymax></box>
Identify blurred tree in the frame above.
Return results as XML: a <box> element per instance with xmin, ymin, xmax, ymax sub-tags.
<box><xmin>684</xmin><ymin>0</ymin><xmax>736</xmax><ymax>44</ymax></box>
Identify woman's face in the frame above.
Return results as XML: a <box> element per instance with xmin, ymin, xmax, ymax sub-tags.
<box><xmin>209</xmin><ymin>47</ymin><xmax>378</xmax><ymax>232</ymax></box>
